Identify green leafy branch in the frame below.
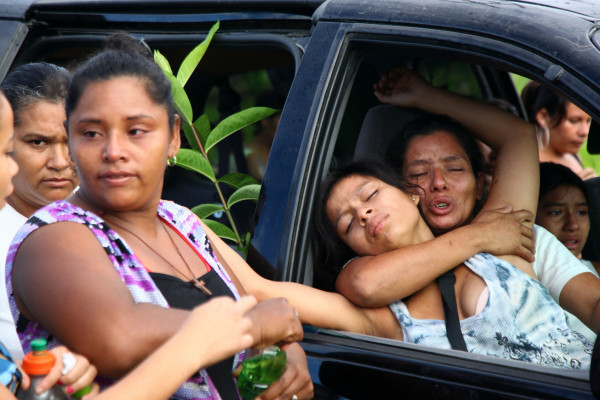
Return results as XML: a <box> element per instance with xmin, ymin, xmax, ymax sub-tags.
<box><xmin>154</xmin><ymin>21</ymin><xmax>277</xmax><ymax>255</ymax></box>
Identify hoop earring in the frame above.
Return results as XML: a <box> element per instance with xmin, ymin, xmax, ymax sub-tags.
<box><xmin>167</xmin><ymin>155</ymin><xmax>177</xmax><ymax>167</ymax></box>
<box><xmin>537</xmin><ymin>125</ymin><xmax>550</xmax><ymax>149</ymax></box>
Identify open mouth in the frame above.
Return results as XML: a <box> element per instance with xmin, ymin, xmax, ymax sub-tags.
<box><xmin>429</xmin><ymin>198</ymin><xmax>453</xmax><ymax>215</ymax></box>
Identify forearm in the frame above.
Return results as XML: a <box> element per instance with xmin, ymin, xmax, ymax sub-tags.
<box><xmin>95</xmin><ymin>325</ymin><xmax>198</xmax><ymax>400</ymax></box>
<box><xmin>48</xmin><ymin>303</ymin><xmax>189</xmax><ymax>379</ymax></box>
<box><xmin>336</xmin><ymin>224</ymin><xmax>486</xmax><ymax>307</ymax></box>
<box><xmin>413</xmin><ymin>84</ymin><xmax>534</xmax><ymax>151</ymax></box>
<box><xmin>253</xmin><ymin>279</ymin><xmax>376</xmax><ymax>335</ymax></box>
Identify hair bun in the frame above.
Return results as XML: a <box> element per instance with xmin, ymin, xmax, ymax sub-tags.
<box><xmin>104</xmin><ymin>33</ymin><xmax>153</xmax><ymax>60</ymax></box>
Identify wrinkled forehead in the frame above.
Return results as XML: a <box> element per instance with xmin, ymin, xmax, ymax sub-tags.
<box><xmin>404</xmin><ymin>131</ymin><xmax>471</xmax><ymax>168</ymax></box>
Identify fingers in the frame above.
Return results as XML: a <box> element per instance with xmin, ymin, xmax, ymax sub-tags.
<box><xmin>247</xmin><ymin>298</ymin><xmax>304</xmax><ymax>348</ymax></box>
<box><xmin>61</xmin><ymin>360</ymin><xmax>97</xmax><ymax>395</ymax></box>
<box><xmin>80</xmin><ymin>383</ymin><xmax>100</xmax><ymax>399</ymax></box>
<box><xmin>236</xmin><ymin>295</ymin><xmax>259</xmax><ymax>315</ymax></box>
<box><xmin>40</xmin><ymin>347</ymin><xmax>97</xmax><ymax>396</ymax></box>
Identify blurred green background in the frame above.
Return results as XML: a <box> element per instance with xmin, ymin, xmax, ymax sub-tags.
<box><xmin>511</xmin><ymin>73</ymin><xmax>600</xmax><ymax>175</ymax></box>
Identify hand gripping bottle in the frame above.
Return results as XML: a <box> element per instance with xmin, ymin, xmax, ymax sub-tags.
<box><xmin>235</xmin><ymin>345</ymin><xmax>287</xmax><ymax>400</ymax></box>
<box><xmin>18</xmin><ymin>339</ymin><xmax>70</xmax><ymax>399</ymax></box>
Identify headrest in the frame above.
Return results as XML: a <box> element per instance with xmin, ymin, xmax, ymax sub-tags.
<box><xmin>353</xmin><ymin>105</ymin><xmax>425</xmax><ymax>161</ymax></box>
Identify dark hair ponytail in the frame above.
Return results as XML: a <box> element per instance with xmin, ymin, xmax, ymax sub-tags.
<box><xmin>65</xmin><ymin>33</ymin><xmax>175</xmax><ymax>128</ymax></box>
<box><xmin>521</xmin><ymin>81</ymin><xmax>567</xmax><ymax>128</ymax></box>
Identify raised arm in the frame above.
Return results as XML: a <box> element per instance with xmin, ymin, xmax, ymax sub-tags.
<box><xmin>375</xmin><ymin>67</ymin><xmax>539</xmax><ymax>218</ymax></box>
<box><xmin>336</xmin><ymin>68</ymin><xmax>539</xmax><ymax>306</ymax></box>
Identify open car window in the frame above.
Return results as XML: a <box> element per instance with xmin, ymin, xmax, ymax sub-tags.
<box><xmin>288</xmin><ymin>24</ymin><xmax>596</xmax><ymax>382</ymax></box>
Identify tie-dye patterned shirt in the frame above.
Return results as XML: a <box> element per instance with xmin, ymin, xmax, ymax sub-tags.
<box><xmin>389</xmin><ymin>253</ymin><xmax>592</xmax><ymax>369</ymax></box>
<box><xmin>5</xmin><ymin>200</ymin><xmax>244</xmax><ymax>399</ymax></box>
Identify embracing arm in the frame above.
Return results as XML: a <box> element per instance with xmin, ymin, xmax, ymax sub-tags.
<box><xmin>337</xmin><ymin>207</ymin><xmax>534</xmax><ymax>307</ymax></box>
<box><xmin>12</xmin><ymin>222</ymin><xmax>189</xmax><ymax>379</ymax></box>
<box><xmin>200</xmin><ymin>220</ymin><xmax>402</xmax><ymax>340</ymax></box>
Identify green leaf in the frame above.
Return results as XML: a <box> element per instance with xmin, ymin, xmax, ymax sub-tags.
<box><xmin>202</xmin><ymin>218</ymin><xmax>237</xmax><ymax>243</ymax></box>
<box><xmin>218</xmin><ymin>173</ymin><xmax>260</xmax><ymax>189</ymax></box>
<box><xmin>177</xmin><ymin>21</ymin><xmax>220</xmax><ymax>87</ymax></box>
<box><xmin>153</xmin><ymin>50</ymin><xmax>173</xmax><ymax>75</ymax></box>
<box><xmin>205</xmin><ymin>107</ymin><xmax>278</xmax><ymax>152</ymax></box>
<box><xmin>182</xmin><ymin>124</ymin><xmax>200</xmax><ymax>152</ymax></box>
<box><xmin>191</xmin><ymin>203</ymin><xmax>225</xmax><ymax>219</ymax></box>
<box><xmin>227</xmin><ymin>184</ymin><xmax>261</xmax><ymax>208</ymax></box>
<box><xmin>194</xmin><ymin>115</ymin><xmax>211</xmax><ymax>146</ymax></box>
<box><xmin>175</xmin><ymin>149</ymin><xmax>215</xmax><ymax>181</ymax></box>
<box><xmin>163</xmin><ymin>70</ymin><xmax>193</xmax><ymax>125</ymax></box>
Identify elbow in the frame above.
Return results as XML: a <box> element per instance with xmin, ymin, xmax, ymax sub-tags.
<box><xmin>338</xmin><ymin>271</ymin><xmax>386</xmax><ymax>307</ymax></box>
<box><xmin>83</xmin><ymin>323</ymin><xmax>160</xmax><ymax>379</ymax></box>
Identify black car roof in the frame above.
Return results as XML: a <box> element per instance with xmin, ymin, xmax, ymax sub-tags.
<box><xmin>3</xmin><ymin>0</ymin><xmax>325</xmax><ymax>20</ymax></box>
<box><xmin>315</xmin><ymin>0</ymin><xmax>600</xmax><ymax>22</ymax></box>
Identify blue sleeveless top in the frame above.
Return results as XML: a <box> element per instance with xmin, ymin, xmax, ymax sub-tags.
<box><xmin>389</xmin><ymin>253</ymin><xmax>592</xmax><ymax>369</ymax></box>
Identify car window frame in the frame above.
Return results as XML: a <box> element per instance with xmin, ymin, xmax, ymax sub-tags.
<box><xmin>281</xmin><ymin>20</ymin><xmax>597</xmax><ymax>390</ymax></box>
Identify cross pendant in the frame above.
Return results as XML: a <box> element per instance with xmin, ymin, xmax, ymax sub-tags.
<box><xmin>194</xmin><ymin>279</ymin><xmax>213</xmax><ymax>296</ymax></box>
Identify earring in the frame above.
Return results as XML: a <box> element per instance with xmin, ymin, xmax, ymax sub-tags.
<box><xmin>537</xmin><ymin>125</ymin><xmax>550</xmax><ymax>149</ymax></box>
<box><xmin>412</xmin><ymin>196</ymin><xmax>416</xmax><ymax>202</ymax></box>
<box><xmin>167</xmin><ymin>155</ymin><xmax>177</xmax><ymax>167</ymax></box>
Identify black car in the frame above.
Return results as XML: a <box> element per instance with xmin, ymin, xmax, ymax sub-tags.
<box><xmin>2</xmin><ymin>0</ymin><xmax>600</xmax><ymax>398</ymax></box>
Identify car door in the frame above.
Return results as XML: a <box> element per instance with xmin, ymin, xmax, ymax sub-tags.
<box><xmin>256</xmin><ymin>1</ymin><xmax>600</xmax><ymax>397</ymax></box>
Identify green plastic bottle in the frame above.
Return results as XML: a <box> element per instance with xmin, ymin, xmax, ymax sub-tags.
<box><xmin>236</xmin><ymin>346</ymin><xmax>287</xmax><ymax>400</ymax></box>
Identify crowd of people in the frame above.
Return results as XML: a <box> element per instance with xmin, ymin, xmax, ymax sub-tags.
<box><xmin>0</xmin><ymin>32</ymin><xmax>598</xmax><ymax>399</ymax></box>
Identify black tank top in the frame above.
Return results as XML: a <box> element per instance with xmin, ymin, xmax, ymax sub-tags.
<box><xmin>150</xmin><ymin>269</ymin><xmax>239</xmax><ymax>399</ymax></box>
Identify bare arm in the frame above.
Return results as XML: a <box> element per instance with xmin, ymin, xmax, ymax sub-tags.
<box><xmin>12</xmin><ymin>222</ymin><xmax>190</xmax><ymax>378</ymax></box>
<box><xmin>337</xmin><ymin>208</ymin><xmax>534</xmax><ymax>307</ymax></box>
<box><xmin>559</xmin><ymin>273</ymin><xmax>600</xmax><ymax>334</ymax></box>
<box><xmin>200</xmin><ymin>220</ymin><xmax>402</xmax><ymax>340</ymax></box>
<box><xmin>94</xmin><ymin>297</ymin><xmax>257</xmax><ymax>400</ymax></box>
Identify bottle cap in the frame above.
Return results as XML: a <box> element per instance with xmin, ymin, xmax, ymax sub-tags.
<box><xmin>22</xmin><ymin>339</ymin><xmax>56</xmax><ymax>376</ymax></box>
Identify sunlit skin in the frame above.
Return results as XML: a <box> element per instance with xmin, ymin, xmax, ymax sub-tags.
<box><xmin>538</xmin><ymin>102</ymin><xmax>594</xmax><ymax>179</ymax></box>
<box><xmin>547</xmin><ymin>102</ymin><xmax>591</xmax><ymax>156</ymax></box>
<box><xmin>0</xmin><ymin>95</ymin><xmax>19</xmax><ymax>209</ymax></box>
<box><xmin>67</xmin><ymin>76</ymin><xmax>180</xmax><ymax>214</ymax></box>
<box><xmin>326</xmin><ymin>174</ymin><xmax>432</xmax><ymax>256</ymax></box>
<box><xmin>536</xmin><ymin>184</ymin><xmax>590</xmax><ymax>257</ymax></box>
<box><xmin>402</xmin><ymin>131</ymin><xmax>482</xmax><ymax>235</ymax></box>
<box><xmin>7</xmin><ymin>101</ymin><xmax>78</xmax><ymax>217</ymax></box>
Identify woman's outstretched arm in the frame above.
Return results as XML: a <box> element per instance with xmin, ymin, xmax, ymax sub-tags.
<box><xmin>199</xmin><ymin>219</ymin><xmax>403</xmax><ymax>340</ymax></box>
